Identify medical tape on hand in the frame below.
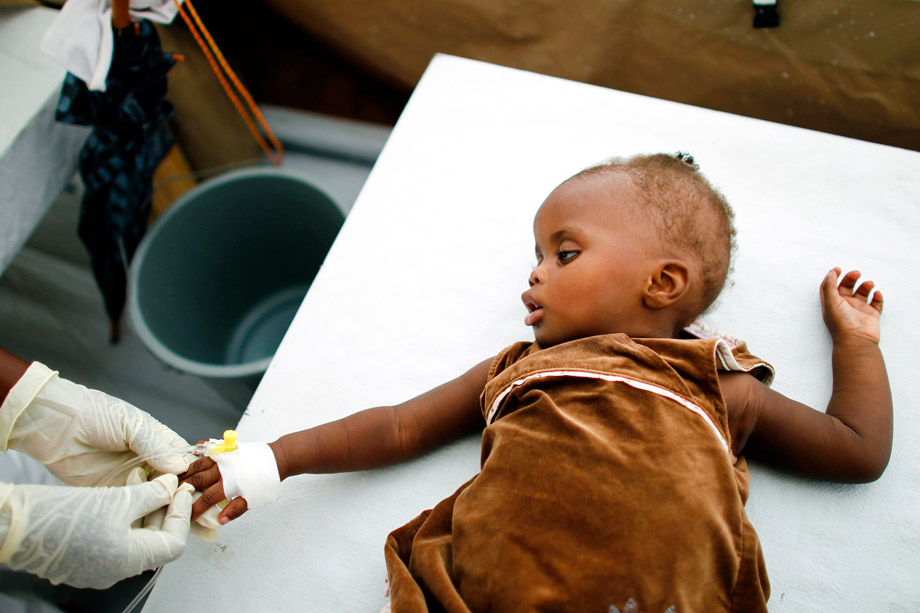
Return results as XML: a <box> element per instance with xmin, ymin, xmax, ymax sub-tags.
<box><xmin>211</xmin><ymin>443</ymin><xmax>281</xmax><ymax>509</ymax></box>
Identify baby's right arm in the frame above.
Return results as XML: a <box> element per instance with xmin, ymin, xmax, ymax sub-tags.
<box><xmin>722</xmin><ymin>268</ymin><xmax>892</xmax><ymax>482</ymax></box>
<box><xmin>185</xmin><ymin>357</ymin><xmax>493</xmax><ymax>523</ymax></box>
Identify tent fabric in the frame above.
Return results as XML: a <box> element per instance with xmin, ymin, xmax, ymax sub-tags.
<box><xmin>263</xmin><ymin>0</ymin><xmax>920</xmax><ymax>152</ymax></box>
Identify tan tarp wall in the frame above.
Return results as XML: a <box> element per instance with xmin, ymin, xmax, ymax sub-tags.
<box><xmin>7</xmin><ymin>0</ymin><xmax>917</xmax><ymax>160</ymax></box>
<box><xmin>154</xmin><ymin>24</ymin><xmax>264</xmax><ymax>171</ymax></box>
<box><xmin>264</xmin><ymin>0</ymin><xmax>920</xmax><ymax>152</ymax></box>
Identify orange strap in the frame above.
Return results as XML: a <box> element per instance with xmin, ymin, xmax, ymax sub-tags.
<box><xmin>172</xmin><ymin>0</ymin><xmax>284</xmax><ymax>165</ymax></box>
<box><xmin>112</xmin><ymin>0</ymin><xmax>130</xmax><ymax>29</ymax></box>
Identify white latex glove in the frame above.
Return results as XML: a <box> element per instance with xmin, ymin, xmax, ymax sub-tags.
<box><xmin>190</xmin><ymin>491</ymin><xmax>221</xmax><ymax>540</ymax></box>
<box><xmin>0</xmin><ymin>474</ymin><xmax>192</xmax><ymax>589</ymax></box>
<box><xmin>125</xmin><ymin>466</ymin><xmax>219</xmax><ymax>541</ymax></box>
<box><xmin>0</xmin><ymin>363</ymin><xmax>192</xmax><ymax>487</ymax></box>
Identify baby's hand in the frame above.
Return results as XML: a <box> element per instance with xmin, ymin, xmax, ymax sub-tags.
<box><xmin>180</xmin><ymin>457</ymin><xmax>249</xmax><ymax>525</ymax></box>
<box><xmin>820</xmin><ymin>268</ymin><xmax>883</xmax><ymax>345</ymax></box>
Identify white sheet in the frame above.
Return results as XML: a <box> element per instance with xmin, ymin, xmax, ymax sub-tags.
<box><xmin>144</xmin><ymin>55</ymin><xmax>920</xmax><ymax>611</ymax></box>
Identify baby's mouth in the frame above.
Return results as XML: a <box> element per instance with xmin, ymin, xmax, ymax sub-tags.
<box><xmin>522</xmin><ymin>293</ymin><xmax>544</xmax><ymax>327</ymax></box>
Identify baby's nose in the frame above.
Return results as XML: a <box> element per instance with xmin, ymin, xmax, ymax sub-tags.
<box><xmin>529</xmin><ymin>267</ymin><xmax>543</xmax><ymax>287</ymax></box>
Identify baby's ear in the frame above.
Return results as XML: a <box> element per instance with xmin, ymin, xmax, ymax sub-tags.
<box><xmin>644</xmin><ymin>260</ymin><xmax>690</xmax><ymax>309</ymax></box>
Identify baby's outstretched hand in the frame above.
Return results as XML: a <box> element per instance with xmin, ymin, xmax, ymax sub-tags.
<box><xmin>820</xmin><ymin>268</ymin><xmax>883</xmax><ymax>344</ymax></box>
<box><xmin>180</xmin><ymin>457</ymin><xmax>249</xmax><ymax>525</ymax></box>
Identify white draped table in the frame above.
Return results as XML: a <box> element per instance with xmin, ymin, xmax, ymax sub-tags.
<box><xmin>145</xmin><ymin>54</ymin><xmax>920</xmax><ymax>612</ymax></box>
<box><xmin>0</xmin><ymin>7</ymin><xmax>88</xmax><ymax>275</ymax></box>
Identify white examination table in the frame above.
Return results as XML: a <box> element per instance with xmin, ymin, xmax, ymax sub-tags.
<box><xmin>144</xmin><ymin>55</ymin><xmax>920</xmax><ymax>611</ymax></box>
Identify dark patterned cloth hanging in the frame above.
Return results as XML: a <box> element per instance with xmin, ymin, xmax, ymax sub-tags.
<box><xmin>55</xmin><ymin>20</ymin><xmax>176</xmax><ymax>342</ymax></box>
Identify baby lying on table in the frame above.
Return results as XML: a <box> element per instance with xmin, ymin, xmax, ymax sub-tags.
<box><xmin>183</xmin><ymin>153</ymin><xmax>891</xmax><ymax>612</ymax></box>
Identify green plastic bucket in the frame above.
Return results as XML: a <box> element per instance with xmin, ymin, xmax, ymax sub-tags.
<box><xmin>128</xmin><ymin>167</ymin><xmax>344</xmax><ymax>407</ymax></box>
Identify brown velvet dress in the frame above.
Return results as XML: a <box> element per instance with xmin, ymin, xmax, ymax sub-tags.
<box><xmin>385</xmin><ymin>332</ymin><xmax>774</xmax><ymax>612</ymax></box>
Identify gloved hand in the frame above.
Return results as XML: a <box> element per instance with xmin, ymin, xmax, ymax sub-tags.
<box><xmin>0</xmin><ymin>474</ymin><xmax>192</xmax><ymax>589</ymax></box>
<box><xmin>125</xmin><ymin>465</ymin><xmax>220</xmax><ymax>541</ymax></box>
<box><xmin>0</xmin><ymin>363</ymin><xmax>192</xmax><ymax>487</ymax></box>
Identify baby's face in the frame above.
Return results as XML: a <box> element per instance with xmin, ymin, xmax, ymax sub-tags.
<box><xmin>521</xmin><ymin>173</ymin><xmax>661</xmax><ymax>347</ymax></box>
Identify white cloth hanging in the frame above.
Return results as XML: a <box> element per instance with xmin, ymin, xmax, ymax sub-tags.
<box><xmin>40</xmin><ymin>0</ymin><xmax>182</xmax><ymax>92</ymax></box>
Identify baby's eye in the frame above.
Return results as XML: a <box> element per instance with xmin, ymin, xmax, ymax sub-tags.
<box><xmin>558</xmin><ymin>250</ymin><xmax>578</xmax><ymax>263</ymax></box>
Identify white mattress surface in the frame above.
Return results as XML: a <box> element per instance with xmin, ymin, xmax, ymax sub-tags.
<box><xmin>145</xmin><ymin>55</ymin><xmax>920</xmax><ymax>612</ymax></box>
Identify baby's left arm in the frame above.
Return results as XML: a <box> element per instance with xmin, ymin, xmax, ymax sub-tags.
<box><xmin>722</xmin><ymin>268</ymin><xmax>892</xmax><ymax>483</ymax></box>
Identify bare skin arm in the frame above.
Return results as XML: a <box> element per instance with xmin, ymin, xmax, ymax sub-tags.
<box><xmin>0</xmin><ymin>347</ymin><xmax>31</xmax><ymax>402</ymax></box>
<box><xmin>184</xmin><ymin>357</ymin><xmax>493</xmax><ymax>523</ymax></box>
<box><xmin>722</xmin><ymin>268</ymin><xmax>892</xmax><ymax>483</ymax></box>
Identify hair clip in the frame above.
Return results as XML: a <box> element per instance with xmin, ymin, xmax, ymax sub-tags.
<box><xmin>675</xmin><ymin>152</ymin><xmax>699</xmax><ymax>170</ymax></box>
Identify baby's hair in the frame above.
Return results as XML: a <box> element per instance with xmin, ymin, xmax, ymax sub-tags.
<box><xmin>572</xmin><ymin>152</ymin><xmax>736</xmax><ymax>317</ymax></box>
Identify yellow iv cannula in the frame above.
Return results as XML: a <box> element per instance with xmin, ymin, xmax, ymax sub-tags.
<box><xmin>192</xmin><ymin>429</ymin><xmax>238</xmax><ymax>456</ymax></box>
